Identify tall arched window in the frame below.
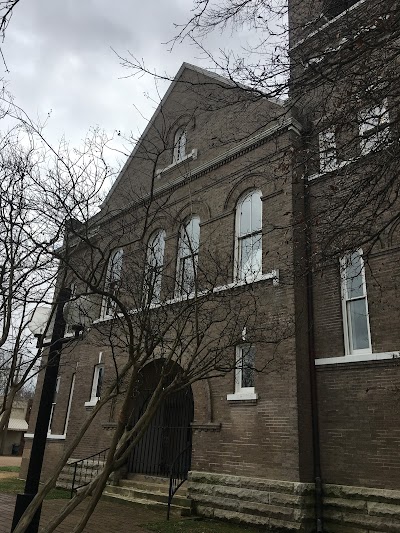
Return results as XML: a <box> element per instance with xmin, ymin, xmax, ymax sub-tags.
<box><xmin>173</xmin><ymin>128</ymin><xmax>187</xmax><ymax>163</ymax></box>
<box><xmin>177</xmin><ymin>216</ymin><xmax>200</xmax><ymax>295</ymax></box>
<box><xmin>102</xmin><ymin>248</ymin><xmax>123</xmax><ymax>317</ymax></box>
<box><xmin>145</xmin><ymin>229</ymin><xmax>166</xmax><ymax>304</ymax></box>
<box><xmin>235</xmin><ymin>190</ymin><xmax>262</xmax><ymax>281</ymax></box>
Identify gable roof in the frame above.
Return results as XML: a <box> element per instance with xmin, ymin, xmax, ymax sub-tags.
<box><xmin>102</xmin><ymin>62</ymin><xmax>285</xmax><ymax>207</ymax></box>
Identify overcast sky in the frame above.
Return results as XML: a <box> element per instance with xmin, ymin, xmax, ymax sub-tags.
<box><xmin>2</xmin><ymin>0</ymin><xmax>256</xmax><ymax>174</ymax></box>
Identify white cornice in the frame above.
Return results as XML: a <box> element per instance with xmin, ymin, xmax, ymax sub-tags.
<box><xmin>134</xmin><ymin>117</ymin><xmax>302</xmax><ymax>205</ymax></box>
<box><xmin>315</xmin><ymin>351</ymin><xmax>400</xmax><ymax>366</ymax></box>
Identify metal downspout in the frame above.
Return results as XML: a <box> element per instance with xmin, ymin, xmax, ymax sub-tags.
<box><xmin>304</xmin><ymin>179</ymin><xmax>324</xmax><ymax>533</ymax></box>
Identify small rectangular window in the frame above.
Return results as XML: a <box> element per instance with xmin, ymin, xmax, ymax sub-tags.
<box><xmin>85</xmin><ymin>364</ymin><xmax>104</xmax><ymax>406</ymax></box>
<box><xmin>63</xmin><ymin>374</ymin><xmax>75</xmax><ymax>435</ymax></box>
<box><xmin>319</xmin><ymin>128</ymin><xmax>337</xmax><ymax>173</ymax></box>
<box><xmin>227</xmin><ymin>345</ymin><xmax>258</xmax><ymax>401</ymax></box>
<box><xmin>358</xmin><ymin>101</ymin><xmax>390</xmax><ymax>155</ymax></box>
<box><xmin>48</xmin><ymin>376</ymin><xmax>60</xmax><ymax>434</ymax></box>
<box><xmin>340</xmin><ymin>250</ymin><xmax>371</xmax><ymax>355</ymax></box>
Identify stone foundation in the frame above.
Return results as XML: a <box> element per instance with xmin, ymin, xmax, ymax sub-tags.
<box><xmin>324</xmin><ymin>484</ymin><xmax>400</xmax><ymax>533</ymax></box>
<box><xmin>188</xmin><ymin>471</ymin><xmax>315</xmax><ymax>532</ymax></box>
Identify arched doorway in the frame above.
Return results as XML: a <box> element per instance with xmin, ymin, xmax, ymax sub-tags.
<box><xmin>127</xmin><ymin>360</ymin><xmax>194</xmax><ymax>477</ymax></box>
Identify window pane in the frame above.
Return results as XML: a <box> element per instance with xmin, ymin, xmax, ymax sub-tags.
<box><xmin>239</xmin><ymin>195</ymin><xmax>252</xmax><ymax>236</ymax></box>
<box><xmin>181</xmin><ymin>218</ymin><xmax>200</xmax><ymax>256</ymax></box>
<box><xmin>252</xmin><ymin>234</ymin><xmax>262</xmax><ymax>276</ymax></box>
<box><xmin>251</xmin><ymin>193</ymin><xmax>262</xmax><ymax>232</ymax></box>
<box><xmin>348</xmin><ymin>299</ymin><xmax>370</xmax><ymax>351</ymax></box>
<box><xmin>188</xmin><ymin>217</ymin><xmax>200</xmax><ymax>252</ymax></box>
<box><xmin>181</xmin><ymin>255</ymin><xmax>197</xmax><ymax>293</ymax></box>
<box><xmin>359</xmin><ymin>102</ymin><xmax>390</xmax><ymax>155</ymax></box>
<box><xmin>174</xmin><ymin>129</ymin><xmax>187</xmax><ymax>162</ymax></box>
<box><xmin>95</xmin><ymin>366</ymin><xmax>104</xmax><ymax>398</ymax></box>
<box><xmin>345</xmin><ymin>252</ymin><xmax>364</xmax><ymax>298</ymax></box>
<box><xmin>241</xmin><ymin>346</ymin><xmax>255</xmax><ymax>388</ymax></box>
<box><xmin>239</xmin><ymin>236</ymin><xmax>253</xmax><ymax>279</ymax></box>
<box><xmin>239</xmin><ymin>233</ymin><xmax>262</xmax><ymax>279</ymax></box>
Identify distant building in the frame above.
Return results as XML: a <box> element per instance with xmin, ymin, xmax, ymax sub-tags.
<box><xmin>2</xmin><ymin>400</ymin><xmax>29</xmax><ymax>456</ymax></box>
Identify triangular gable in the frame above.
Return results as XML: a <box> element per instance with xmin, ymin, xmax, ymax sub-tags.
<box><xmin>102</xmin><ymin>63</ymin><xmax>285</xmax><ymax>209</ymax></box>
<box><xmin>102</xmin><ymin>63</ymin><xmax>241</xmax><ymax>208</ymax></box>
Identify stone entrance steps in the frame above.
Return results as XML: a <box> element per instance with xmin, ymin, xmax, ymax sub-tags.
<box><xmin>56</xmin><ymin>459</ymin><xmax>106</xmax><ymax>490</ymax></box>
<box><xmin>102</xmin><ymin>474</ymin><xmax>192</xmax><ymax>516</ymax></box>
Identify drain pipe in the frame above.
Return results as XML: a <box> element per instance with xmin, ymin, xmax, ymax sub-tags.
<box><xmin>304</xmin><ymin>179</ymin><xmax>324</xmax><ymax>533</ymax></box>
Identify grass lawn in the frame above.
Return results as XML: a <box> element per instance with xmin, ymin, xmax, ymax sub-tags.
<box><xmin>0</xmin><ymin>466</ymin><xmax>20</xmax><ymax>472</ymax></box>
<box><xmin>145</xmin><ymin>518</ymin><xmax>264</xmax><ymax>533</ymax></box>
<box><xmin>0</xmin><ymin>477</ymin><xmax>70</xmax><ymax>499</ymax></box>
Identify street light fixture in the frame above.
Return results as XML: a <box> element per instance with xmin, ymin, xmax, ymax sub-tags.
<box><xmin>10</xmin><ymin>288</ymin><xmax>91</xmax><ymax>533</ymax></box>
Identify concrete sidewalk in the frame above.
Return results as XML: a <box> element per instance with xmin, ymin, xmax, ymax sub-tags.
<box><xmin>0</xmin><ymin>456</ymin><xmax>22</xmax><ymax>468</ymax></box>
<box><xmin>0</xmin><ymin>495</ymin><xmax>171</xmax><ymax>533</ymax></box>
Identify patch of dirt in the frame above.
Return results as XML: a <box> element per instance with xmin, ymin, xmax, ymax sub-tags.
<box><xmin>0</xmin><ymin>471</ymin><xmax>18</xmax><ymax>479</ymax></box>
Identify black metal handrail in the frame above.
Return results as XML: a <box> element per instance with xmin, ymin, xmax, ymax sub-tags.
<box><xmin>167</xmin><ymin>442</ymin><xmax>192</xmax><ymax>520</ymax></box>
<box><xmin>69</xmin><ymin>447</ymin><xmax>110</xmax><ymax>498</ymax></box>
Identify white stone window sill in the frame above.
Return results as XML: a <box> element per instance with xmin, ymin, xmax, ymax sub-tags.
<box><xmin>309</xmin><ymin>159</ymin><xmax>353</xmax><ymax>181</ymax></box>
<box><xmin>156</xmin><ymin>149</ymin><xmax>198</xmax><ymax>177</ymax></box>
<box><xmin>227</xmin><ymin>392</ymin><xmax>258</xmax><ymax>402</ymax></box>
<box><xmin>94</xmin><ymin>270</ymin><xmax>280</xmax><ymax>324</ymax></box>
<box><xmin>315</xmin><ymin>351</ymin><xmax>400</xmax><ymax>366</ymax></box>
<box><xmin>310</xmin><ymin>141</ymin><xmax>394</xmax><ymax>182</ymax></box>
<box><xmin>169</xmin><ymin>270</ymin><xmax>280</xmax><ymax>303</ymax></box>
<box><xmin>84</xmin><ymin>398</ymin><xmax>99</xmax><ymax>407</ymax></box>
<box><xmin>24</xmin><ymin>433</ymin><xmax>66</xmax><ymax>441</ymax></box>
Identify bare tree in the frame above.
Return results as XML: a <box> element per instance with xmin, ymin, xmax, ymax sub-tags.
<box><xmin>0</xmin><ymin>90</ymin><xmax>113</xmax><ymax>454</ymax></box>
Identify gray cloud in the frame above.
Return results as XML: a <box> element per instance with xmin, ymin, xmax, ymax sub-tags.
<box><xmin>1</xmin><ymin>0</ymin><xmax>255</xmax><ymax>169</ymax></box>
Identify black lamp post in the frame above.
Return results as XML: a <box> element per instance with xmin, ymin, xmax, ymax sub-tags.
<box><xmin>11</xmin><ymin>287</ymin><xmax>71</xmax><ymax>533</ymax></box>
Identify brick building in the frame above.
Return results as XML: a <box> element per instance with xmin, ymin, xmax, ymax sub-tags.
<box><xmin>22</xmin><ymin>1</ymin><xmax>400</xmax><ymax>531</ymax></box>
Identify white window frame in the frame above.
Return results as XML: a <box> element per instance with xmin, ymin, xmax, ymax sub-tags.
<box><xmin>176</xmin><ymin>217</ymin><xmax>200</xmax><ymax>296</ymax></box>
<box><xmin>101</xmin><ymin>248</ymin><xmax>123</xmax><ymax>318</ymax></box>
<box><xmin>173</xmin><ymin>128</ymin><xmax>187</xmax><ymax>163</ymax></box>
<box><xmin>227</xmin><ymin>345</ymin><xmax>258</xmax><ymax>401</ymax></box>
<box><xmin>63</xmin><ymin>373</ymin><xmax>75</xmax><ymax>435</ymax></box>
<box><xmin>85</xmin><ymin>360</ymin><xmax>104</xmax><ymax>407</ymax></box>
<box><xmin>48</xmin><ymin>376</ymin><xmax>60</xmax><ymax>434</ymax></box>
<box><xmin>235</xmin><ymin>190</ymin><xmax>263</xmax><ymax>282</ymax></box>
<box><xmin>319</xmin><ymin>127</ymin><xmax>337</xmax><ymax>172</ymax></box>
<box><xmin>145</xmin><ymin>230</ymin><xmax>166</xmax><ymax>304</ymax></box>
<box><xmin>358</xmin><ymin>100</ymin><xmax>390</xmax><ymax>156</ymax></box>
<box><xmin>340</xmin><ymin>250</ymin><xmax>372</xmax><ymax>356</ymax></box>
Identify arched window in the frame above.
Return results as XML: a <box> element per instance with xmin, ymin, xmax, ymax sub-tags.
<box><xmin>173</xmin><ymin>128</ymin><xmax>187</xmax><ymax>163</ymax></box>
<box><xmin>102</xmin><ymin>248</ymin><xmax>123</xmax><ymax>317</ymax></box>
<box><xmin>235</xmin><ymin>190</ymin><xmax>262</xmax><ymax>281</ymax></box>
<box><xmin>177</xmin><ymin>216</ymin><xmax>200</xmax><ymax>294</ymax></box>
<box><xmin>145</xmin><ymin>230</ymin><xmax>166</xmax><ymax>304</ymax></box>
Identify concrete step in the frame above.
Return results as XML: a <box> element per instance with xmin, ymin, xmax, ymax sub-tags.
<box><xmin>120</xmin><ymin>479</ymin><xmax>187</xmax><ymax>497</ymax></box>
<box><xmin>101</xmin><ymin>492</ymin><xmax>192</xmax><ymax>516</ymax></box>
<box><xmin>103</xmin><ymin>479</ymin><xmax>192</xmax><ymax>516</ymax></box>
<box><xmin>125</xmin><ymin>473</ymin><xmax>170</xmax><ymax>486</ymax></box>
<box><xmin>104</xmin><ymin>484</ymin><xmax>191</xmax><ymax>508</ymax></box>
<box><xmin>56</xmin><ymin>458</ymin><xmax>105</xmax><ymax>490</ymax></box>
